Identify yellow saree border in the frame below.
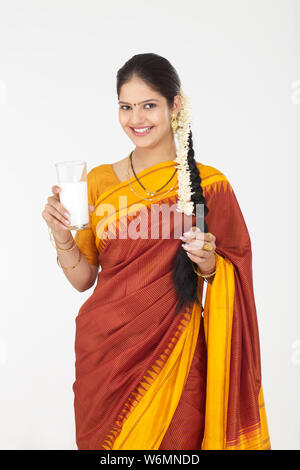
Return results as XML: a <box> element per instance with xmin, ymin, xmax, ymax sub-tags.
<box><xmin>101</xmin><ymin>286</ymin><xmax>203</xmax><ymax>450</ymax></box>
<box><xmin>225</xmin><ymin>387</ymin><xmax>271</xmax><ymax>450</ymax></box>
<box><xmin>92</xmin><ymin>162</ymin><xmax>180</xmax><ymax>253</ymax></box>
<box><xmin>201</xmin><ymin>253</ymin><xmax>234</xmax><ymax>449</ymax></box>
<box><xmin>91</xmin><ymin>160</ymin><xmax>231</xmax><ymax>254</ymax></box>
<box><xmin>93</xmin><ymin>160</ymin><xmax>228</xmax><ymax>217</ymax></box>
<box><xmin>202</xmin><ymin>254</ymin><xmax>271</xmax><ymax>450</ymax></box>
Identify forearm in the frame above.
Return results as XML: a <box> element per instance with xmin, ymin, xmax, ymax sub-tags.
<box><xmin>53</xmin><ymin>230</ymin><xmax>97</xmax><ymax>292</ymax></box>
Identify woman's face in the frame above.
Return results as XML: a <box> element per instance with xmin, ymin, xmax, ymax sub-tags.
<box><xmin>118</xmin><ymin>76</ymin><xmax>181</xmax><ymax>149</ymax></box>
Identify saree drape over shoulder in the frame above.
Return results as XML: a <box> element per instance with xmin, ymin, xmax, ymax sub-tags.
<box><xmin>73</xmin><ymin>158</ymin><xmax>271</xmax><ymax>450</ymax></box>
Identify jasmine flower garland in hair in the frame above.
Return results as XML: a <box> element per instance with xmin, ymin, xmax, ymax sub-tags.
<box><xmin>174</xmin><ymin>87</ymin><xmax>195</xmax><ymax>216</ymax></box>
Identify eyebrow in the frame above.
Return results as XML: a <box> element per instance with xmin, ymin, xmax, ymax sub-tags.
<box><xmin>118</xmin><ymin>99</ymin><xmax>160</xmax><ymax>105</ymax></box>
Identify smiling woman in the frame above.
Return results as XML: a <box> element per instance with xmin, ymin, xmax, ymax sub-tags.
<box><xmin>71</xmin><ymin>53</ymin><xmax>271</xmax><ymax>450</ymax></box>
<box><xmin>117</xmin><ymin>77</ymin><xmax>182</xmax><ymax>162</ymax></box>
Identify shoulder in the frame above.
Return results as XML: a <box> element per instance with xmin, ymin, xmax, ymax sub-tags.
<box><xmin>87</xmin><ymin>163</ymin><xmax>118</xmax><ymax>188</ymax></box>
<box><xmin>86</xmin><ymin>163</ymin><xmax>116</xmax><ymax>204</ymax></box>
<box><xmin>195</xmin><ymin>161</ymin><xmax>232</xmax><ymax>193</ymax></box>
<box><xmin>88</xmin><ymin>163</ymin><xmax>113</xmax><ymax>181</ymax></box>
<box><xmin>195</xmin><ymin>161</ymin><xmax>227</xmax><ymax>181</ymax></box>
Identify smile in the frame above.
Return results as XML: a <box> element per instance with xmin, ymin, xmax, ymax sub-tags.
<box><xmin>130</xmin><ymin>126</ymin><xmax>154</xmax><ymax>136</ymax></box>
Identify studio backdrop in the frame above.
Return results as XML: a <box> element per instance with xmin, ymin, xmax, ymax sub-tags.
<box><xmin>0</xmin><ymin>0</ymin><xmax>299</xmax><ymax>450</ymax></box>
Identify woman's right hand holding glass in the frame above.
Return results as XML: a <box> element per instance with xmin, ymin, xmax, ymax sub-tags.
<box><xmin>41</xmin><ymin>186</ymin><xmax>95</xmax><ymax>242</ymax></box>
<box><xmin>42</xmin><ymin>185</ymin><xmax>97</xmax><ymax>291</ymax></box>
<box><xmin>41</xmin><ymin>186</ymin><xmax>72</xmax><ymax>240</ymax></box>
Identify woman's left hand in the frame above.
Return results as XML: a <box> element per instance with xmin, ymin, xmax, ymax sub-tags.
<box><xmin>180</xmin><ymin>227</ymin><xmax>217</xmax><ymax>274</ymax></box>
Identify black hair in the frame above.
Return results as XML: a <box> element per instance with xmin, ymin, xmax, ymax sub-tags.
<box><xmin>116</xmin><ymin>53</ymin><xmax>209</xmax><ymax>315</ymax></box>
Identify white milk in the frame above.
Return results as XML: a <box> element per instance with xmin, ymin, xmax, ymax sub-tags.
<box><xmin>59</xmin><ymin>181</ymin><xmax>89</xmax><ymax>229</ymax></box>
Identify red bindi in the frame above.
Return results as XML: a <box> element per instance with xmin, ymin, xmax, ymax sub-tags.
<box><xmin>134</xmin><ymin>103</ymin><xmax>136</xmax><ymax>106</ymax></box>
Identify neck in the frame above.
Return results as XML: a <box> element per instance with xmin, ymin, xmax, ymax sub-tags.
<box><xmin>132</xmin><ymin>134</ymin><xmax>177</xmax><ymax>172</ymax></box>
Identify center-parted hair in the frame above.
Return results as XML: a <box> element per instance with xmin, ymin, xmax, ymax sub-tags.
<box><xmin>116</xmin><ymin>53</ymin><xmax>209</xmax><ymax>315</ymax></box>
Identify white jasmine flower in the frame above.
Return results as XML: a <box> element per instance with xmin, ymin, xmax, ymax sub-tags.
<box><xmin>173</xmin><ymin>87</ymin><xmax>195</xmax><ymax>216</ymax></box>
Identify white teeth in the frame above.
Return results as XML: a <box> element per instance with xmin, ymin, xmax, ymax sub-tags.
<box><xmin>133</xmin><ymin>127</ymin><xmax>151</xmax><ymax>133</ymax></box>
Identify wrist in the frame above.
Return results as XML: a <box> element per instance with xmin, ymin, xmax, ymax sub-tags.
<box><xmin>52</xmin><ymin>229</ymin><xmax>73</xmax><ymax>245</ymax></box>
<box><xmin>197</xmin><ymin>255</ymin><xmax>216</xmax><ymax>275</ymax></box>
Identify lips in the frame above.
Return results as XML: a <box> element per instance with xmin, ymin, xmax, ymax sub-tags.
<box><xmin>130</xmin><ymin>126</ymin><xmax>154</xmax><ymax>136</ymax></box>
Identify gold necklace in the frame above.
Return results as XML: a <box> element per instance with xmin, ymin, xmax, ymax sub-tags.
<box><xmin>126</xmin><ymin>152</ymin><xmax>178</xmax><ymax>202</ymax></box>
<box><xmin>130</xmin><ymin>151</ymin><xmax>177</xmax><ymax>196</ymax></box>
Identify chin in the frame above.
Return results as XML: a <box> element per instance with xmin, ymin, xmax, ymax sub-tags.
<box><xmin>128</xmin><ymin>136</ymin><xmax>157</xmax><ymax>147</ymax></box>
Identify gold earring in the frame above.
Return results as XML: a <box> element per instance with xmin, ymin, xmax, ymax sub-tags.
<box><xmin>171</xmin><ymin>113</ymin><xmax>178</xmax><ymax>133</ymax></box>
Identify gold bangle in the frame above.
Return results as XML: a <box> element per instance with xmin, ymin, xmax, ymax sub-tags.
<box><xmin>55</xmin><ymin>241</ymin><xmax>77</xmax><ymax>253</ymax></box>
<box><xmin>57</xmin><ymin>249</ymin><xmax>82</xmax><ymax>270</ymax></box>
<box><xmin>48</xmin><ymin>227</ymin><xmax>73</xmax><ymax>245</ymax></box>
<box><xmin>192</xmin><ymin>253</ymin><xmax>218</xmax><ymax>279</ymax></box>
<box><xmin>192</xmin><ymin>262</ymin><xmax>217</xmax><ymax>279</ymax></box>
<box><xmin>53</xmin><ymin>238</ymin><xmax>77</xmax><ymax>252</ymax></box>
<box><xmin>51</xmin><ymin>236</ymin><xmax>76</xmax><ymax>252</ymax></box>
<box><xmin>49</xmin><ymin>228</ymin><xmax>75</xmax><ymax>252</ymax></box>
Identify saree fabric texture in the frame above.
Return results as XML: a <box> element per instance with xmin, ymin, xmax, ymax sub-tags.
<box><xmin>73</xmin><ymin>157</ymin><xmax>271</xmax><ymax>450</ymax></box>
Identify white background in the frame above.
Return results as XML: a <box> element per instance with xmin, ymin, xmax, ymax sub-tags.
<box><xmin>0</xmin><ymin>0</ymin><xmax>299</xmax><ymax>450</ymax></box>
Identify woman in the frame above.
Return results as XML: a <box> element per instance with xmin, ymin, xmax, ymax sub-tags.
<box><xmin>42</xmin><ymin>53</ymin><xmax>270</xmax><ymax>450</ymax></box>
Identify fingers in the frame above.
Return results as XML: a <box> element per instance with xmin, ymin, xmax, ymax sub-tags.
<box><xmin>52</xmin><ymin>185</ymin><xmax>61</xmax><ymax>197</ymax></box>
<box><xmin>180</xmin><ymin>228</ymin><xmax>216</xmax><ymax>243</ymax></box>
<box><xmin>42</xmin><ymin>186</ymin><xmax>94</xmax><ymax>232</ymax></box>
<box><xmin>181</xmin><ymin>236</ymin><xmax>216</xmax><ymax>253</ymax></box>
<box><xmin>181</xmin><ymin>227</ymin><xmax>216</xmax><ymax>261</ymax></box>
<box><xmin>182</xmin><ymin>244</ymin><xmax>213</xmax><ymax>260</ymax></box>
<box><xmin>185</xmin><ymin>251</ymin><xmax>206</xmax><ymax>264</ymax></box>
<box><xmin>182</xmin><ymin>238</ymin><xmax>215</xmax><ymax>250</ymax></box>
<box><xmin>42</xmin><ymin>208</ymin><xmax>70</xmax><ymax>231</ymax></box>
<box><xmin>182</xmin><ymin>226</ymin><xmax>200</xmax><ymax>240</ymax></box>
<box><xmin>182</xmin><ymin>241</ymin><xmax>216</xmax><ymax>256</ymax></box>
<box><xmin>41</xmin><ymin>186</ymin><xmax>71</xmax><ymax>232</ymax></box>
<box><xmin>47</xmin><ymin>193</ymin><xmax>70</xmax><ymax>218</ymax></box>
<box><xmin>47</xmin><ymin>203</ymin><xmax>70</xmax><ymax>225</ymax></box>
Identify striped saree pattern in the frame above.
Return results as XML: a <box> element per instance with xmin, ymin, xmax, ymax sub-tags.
<box><xmin>73</xmin><ymin>158</ymin><xmax>270</xmax><ymax>450</ymax></box>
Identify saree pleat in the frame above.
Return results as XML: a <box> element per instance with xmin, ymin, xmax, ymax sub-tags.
<box><xmin>72</xmin><ymin>158</ymin><xmax>270</xmax><ymax>450</ymax></box>
<box><xmin>110</xmin><ymin>292</ymin><xmax>201</xmax><ymax>450</ymax></box>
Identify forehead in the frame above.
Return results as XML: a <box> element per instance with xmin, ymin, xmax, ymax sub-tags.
<box><xmin>119</xmin><ymin>78</ymin><xmax>162</xmax><ymax>101</ymax></box>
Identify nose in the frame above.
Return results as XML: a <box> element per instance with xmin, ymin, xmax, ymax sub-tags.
<box><xmin>129</xmin><ymin>107</ymin><xmax>148</xmax><ymax>126</ymax></box>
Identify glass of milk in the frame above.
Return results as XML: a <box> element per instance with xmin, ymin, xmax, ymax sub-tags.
<box><xmin>55</xmin><ymin>161</ymin><xmax>89</xmax><ymax>230</ymax></box>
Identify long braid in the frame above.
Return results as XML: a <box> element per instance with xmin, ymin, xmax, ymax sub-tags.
<box><xmin>172</xmin><ymin>129</ymin><xmax>209</xmax><ymax>315</ymax></box>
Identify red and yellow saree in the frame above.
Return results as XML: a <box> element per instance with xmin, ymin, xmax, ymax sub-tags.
<box><xmin>73</xmin><ymin>157</ymin><xmax>271</xmax><ymax>450</ymax></box>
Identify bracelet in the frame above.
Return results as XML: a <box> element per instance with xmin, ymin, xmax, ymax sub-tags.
<box><xmin>192</xmin><ymin>262</ymin><xmax>218</xmax><ymax>280</ymax></box>
<box><xmin>53</xmin><ymin>239</ymin><xmax>77</xmax><ymax>253</ymax></box>
<box><xmin>49</xmin><ymin>226</ymin><xmax>73</xmax><ymax>245</ymax></box>
<box><xmin>49</xmin><ymin>228</ymin><xmax>76</xmax><ymax>252</ymax></box>
<box><xmin>57</xmin><ymin>249</ymin><xmax>82</xmax><ymax>270</ymax></box>
<box><xmin>48</xmin><ymin>227</ymin><xmax>73</xmax><ymax>245</ymax></box>
<box><xmin>192</xmin><ymin>252</ymin><xmax>218</xmax><ymax>280</ymax></box>
<box><xmin>56</xmin><ymin>242</ymin><xmax>77</xmax><ymax>253</ymax></box>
